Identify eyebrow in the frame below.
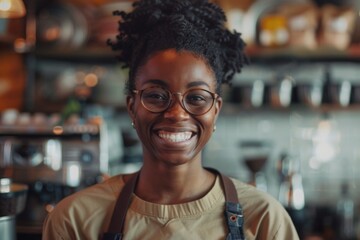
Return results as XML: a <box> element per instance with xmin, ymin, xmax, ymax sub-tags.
<box><xmin>144</xmin><ymin>79</ymin><xmax>210</xmax><ymax>89</ymax></box>
<box><xmin>144</xmin><ymin>79</ymin><xmax>167</xmax><ymax>87</ymax></box>
<box><xmin>187</xmin><ymin>81</ymin><xmax>210</xmax><ymax>88</ymax></box>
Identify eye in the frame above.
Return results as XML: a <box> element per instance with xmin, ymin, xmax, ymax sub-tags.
<box><xmin>186</xmin><ymin>94</ymin><xmax>206</xmax><ymax>103</ymax></box>
<box><xmin>142</xmin><ymin>88</ymin><xmax>169</xmax><ymax>103</ymax></box>
<box><xmin>185</xmin><ymin>90</ymin><xmax>212</xmax><ymax>106</ymax></box>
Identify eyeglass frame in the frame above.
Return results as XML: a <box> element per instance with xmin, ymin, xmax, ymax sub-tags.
<box><xmin>132</xmin><ymin>86</ymin><xmax>220</xmax><ymax>116</ymax></box>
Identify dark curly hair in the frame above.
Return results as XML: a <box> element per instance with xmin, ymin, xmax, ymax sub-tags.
<box><xmin>107</xmin><ymin>0</ymin><xmax>248</xmax><ymax>94</ymax></box>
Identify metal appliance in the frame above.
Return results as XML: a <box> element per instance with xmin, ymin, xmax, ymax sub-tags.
<box><xmin>0</xmin><ymin>178</ymin><xmax>28</xmax><ymax>240</ymax></box>
<box><xmin>0</xmin><ymin>121</ymin><xmax>108</xmax><ymax>234</ymax></box>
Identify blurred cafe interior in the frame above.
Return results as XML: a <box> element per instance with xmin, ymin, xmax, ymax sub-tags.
<box><xmin>1</xmin><ymin>0</ymin><xmax>360</xmax><ymax>239</ymax></box>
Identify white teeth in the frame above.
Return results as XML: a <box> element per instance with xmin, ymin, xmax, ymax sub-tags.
<box><xmin>158</xmin><ymin>131</ymin><xmax>192</xmax><ymax>142</ymax></box>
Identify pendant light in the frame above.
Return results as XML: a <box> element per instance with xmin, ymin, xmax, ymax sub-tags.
<box><xmin>0</xmin><ymin>0</ymin><xmax>26</xmax><ymax>18</ymax></box>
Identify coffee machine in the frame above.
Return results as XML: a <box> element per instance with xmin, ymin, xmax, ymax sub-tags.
<box><xmin>0</xmin><ymin>118</ymin><xmax>109</xmax><ymax>234</ymax></box>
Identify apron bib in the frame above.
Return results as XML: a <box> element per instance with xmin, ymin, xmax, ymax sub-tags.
<box><xmin>102</xmin><ymin>168</ymin><xmax>245</xmax><ymax>240</ymax></box>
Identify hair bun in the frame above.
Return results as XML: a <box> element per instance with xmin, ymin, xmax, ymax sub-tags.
<box><xmin>108</xmin><ymin>0</ymin><xmax>248</xmax><ymax>93</ymax></box>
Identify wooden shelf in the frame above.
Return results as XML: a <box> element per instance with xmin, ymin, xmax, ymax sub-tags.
<box><xmin>34</xmin><ymin>45</ymin><xmax>118</xmax><ymax>63</ymax></box>
<box><xmin>245</xmin><ymin>44</ymin><xmax>360</xmax><ymax>62</ymax></box>
<box><xmin>33</xmin><ymin>43</ymin><xmax>360</xmax><ymax>63</ymax></box>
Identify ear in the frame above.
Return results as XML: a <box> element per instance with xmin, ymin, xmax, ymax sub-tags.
<box><xmin>126</xmin><ymin>95</ymin><xmax>136</xmax><ymax>122</ymax></box>
<box><xmin>214</xmin><ymin>96</ymin><xmax>223</xmax><ymax>122</ymax></box>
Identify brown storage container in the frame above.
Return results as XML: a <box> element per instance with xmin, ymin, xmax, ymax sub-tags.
<box><xmin>0</xmin><ymin>51</ymin><xmax>25</xmax><ymax>111</ymax></box>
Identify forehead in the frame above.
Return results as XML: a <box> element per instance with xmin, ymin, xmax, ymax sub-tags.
<box><xmin>135</xmin><ymin>49</ymin><xmax>216</xmax><ymax>90</ymax></box>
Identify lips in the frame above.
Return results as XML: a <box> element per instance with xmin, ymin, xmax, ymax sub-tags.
<box><xmin>157</xmin><ymin>130</ymin><xmax>193</xmax><ymax>143</ymax></box>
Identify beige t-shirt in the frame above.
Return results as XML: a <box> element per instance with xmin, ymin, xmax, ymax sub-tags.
<box><xmin>42</xmin><ymin>174</ymin><xmax>299</xmax><ymax>240</ymax></box>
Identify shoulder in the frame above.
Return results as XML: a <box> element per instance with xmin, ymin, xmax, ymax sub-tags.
<box><xmin>230</xmin><ymin>178</ymin><xmax>280</xmax><ymax>210</ymax></box>
<box><xmin>230</xmin><ymin>178</ymin><xmax>281</xmax><ymax>216</ymax></box>
<box><xmin>229</xmin><ymin>178</ymin><xmax>299</xmax><ymax>240</ymax></box>
<box><xmin>42</xmin><ymin>174</ymin><xmax>127</xmax><ymax>239</ymax></box>
<box><xmin>58</xmin><ymin>174</ymin><xmax>126</xmax><ymax>212</ymax></box>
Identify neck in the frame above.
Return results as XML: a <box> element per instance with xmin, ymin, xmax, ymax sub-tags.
<box><xmin>135</xmin><ymin>164</ymin><xmax>216</xmax><ymax>204</ymax></box>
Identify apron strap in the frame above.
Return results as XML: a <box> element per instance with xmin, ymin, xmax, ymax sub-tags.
<box><xmin>102</xmin><ymin>168</ymin><xmax>245</xmax><ymax>240</ymax></box>
<box><xmin>208</xmin><ymin>168</ymin><xmax>246</xmax><ymax>240</ymax></box>
<box><xmin>102</xmin><ymin>172</ymin><xmax>139</xmax><ymax>240</ymax></box>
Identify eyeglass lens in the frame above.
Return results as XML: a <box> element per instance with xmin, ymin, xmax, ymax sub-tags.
<box><xmin>140</xmin><ymin>87</ymin><xmax>215</xmax><ymax>115</ymax></box>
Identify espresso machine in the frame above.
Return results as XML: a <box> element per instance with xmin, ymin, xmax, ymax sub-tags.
<box><xmin>0</xmin><ymin>117</ymin><xmax>109</xmax><ymax>235</ymax></box>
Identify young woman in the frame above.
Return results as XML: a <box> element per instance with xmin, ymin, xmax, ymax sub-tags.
<box><xmin>42</xmin><ymin>0</ymin><xmax>299</xmax><ymax>239</ymax></box>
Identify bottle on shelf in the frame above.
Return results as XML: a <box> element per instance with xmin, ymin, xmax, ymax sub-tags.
<box><xmin>336</xmin><ymin>182</ymin><xmax>355</xmax><ymax>240</ymax></box>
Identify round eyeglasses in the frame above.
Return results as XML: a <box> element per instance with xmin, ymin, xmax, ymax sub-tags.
<box><xmin>132</xmin><ymin>87</ymin><xmax>219</xmax><ymax>116</ymax></box>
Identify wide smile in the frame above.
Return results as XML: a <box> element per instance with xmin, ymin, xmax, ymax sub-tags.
<box><xmin>157</xmin><ymin>130</ymin><xmax>193</xmax><ymax>143</ymax></box>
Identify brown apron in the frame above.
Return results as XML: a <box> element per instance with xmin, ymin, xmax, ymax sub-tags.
<box><xmin>102</xmin><ymin>168</ymin><xmax>245</xmax><ymax>240</ymax></box>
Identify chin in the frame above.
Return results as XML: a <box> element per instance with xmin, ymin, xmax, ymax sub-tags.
<box><xmin>158</xmin><ymin>151</ymin><xmax>202</xmax><ymax>166</ymax></box>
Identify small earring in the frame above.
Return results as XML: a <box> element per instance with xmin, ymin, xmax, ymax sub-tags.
<box><xmin>131</xmin><ymin>122</ymin><xmax>135</xmax><ymax>129</ymax></box>
<box><xmin>213</xmin><ymin>125</ymin><xmax>216</xmax><ymax>132</ymax></box>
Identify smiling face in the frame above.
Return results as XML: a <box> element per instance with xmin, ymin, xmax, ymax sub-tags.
<box><xmin>127</xmin><ymin>49</ymin><xmax>222</xmax><ymax>167</ymax></box>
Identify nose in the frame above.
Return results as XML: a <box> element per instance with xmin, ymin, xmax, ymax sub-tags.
<box><xmin>163</xmin><ymin>93</ymin><xmax>190</xmax><ymax>120</ymax></box>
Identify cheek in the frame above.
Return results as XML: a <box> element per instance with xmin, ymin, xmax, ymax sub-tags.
<box><xmin>203</xmin><ymin>116</ymin><xmax>215</xmax><ymax>128</ymax></box>
<box><xmin>198</xmin><ymin>113</ymin><xmax>217</xmax><ymax>137</ymax></box>
<box><xmin>131</xmin><ymin>96</ymin><xmax>146</xmax><ymax>119</ymax></box>
<box><xmin>133</xmin><ymin>108</ymin><xmax>156</xmax><ymax>140</ymax></box>
<box><xmin>134</xmin><ymin>110</ymin><xmax>149</xmax><ymax>130</ymax></box>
